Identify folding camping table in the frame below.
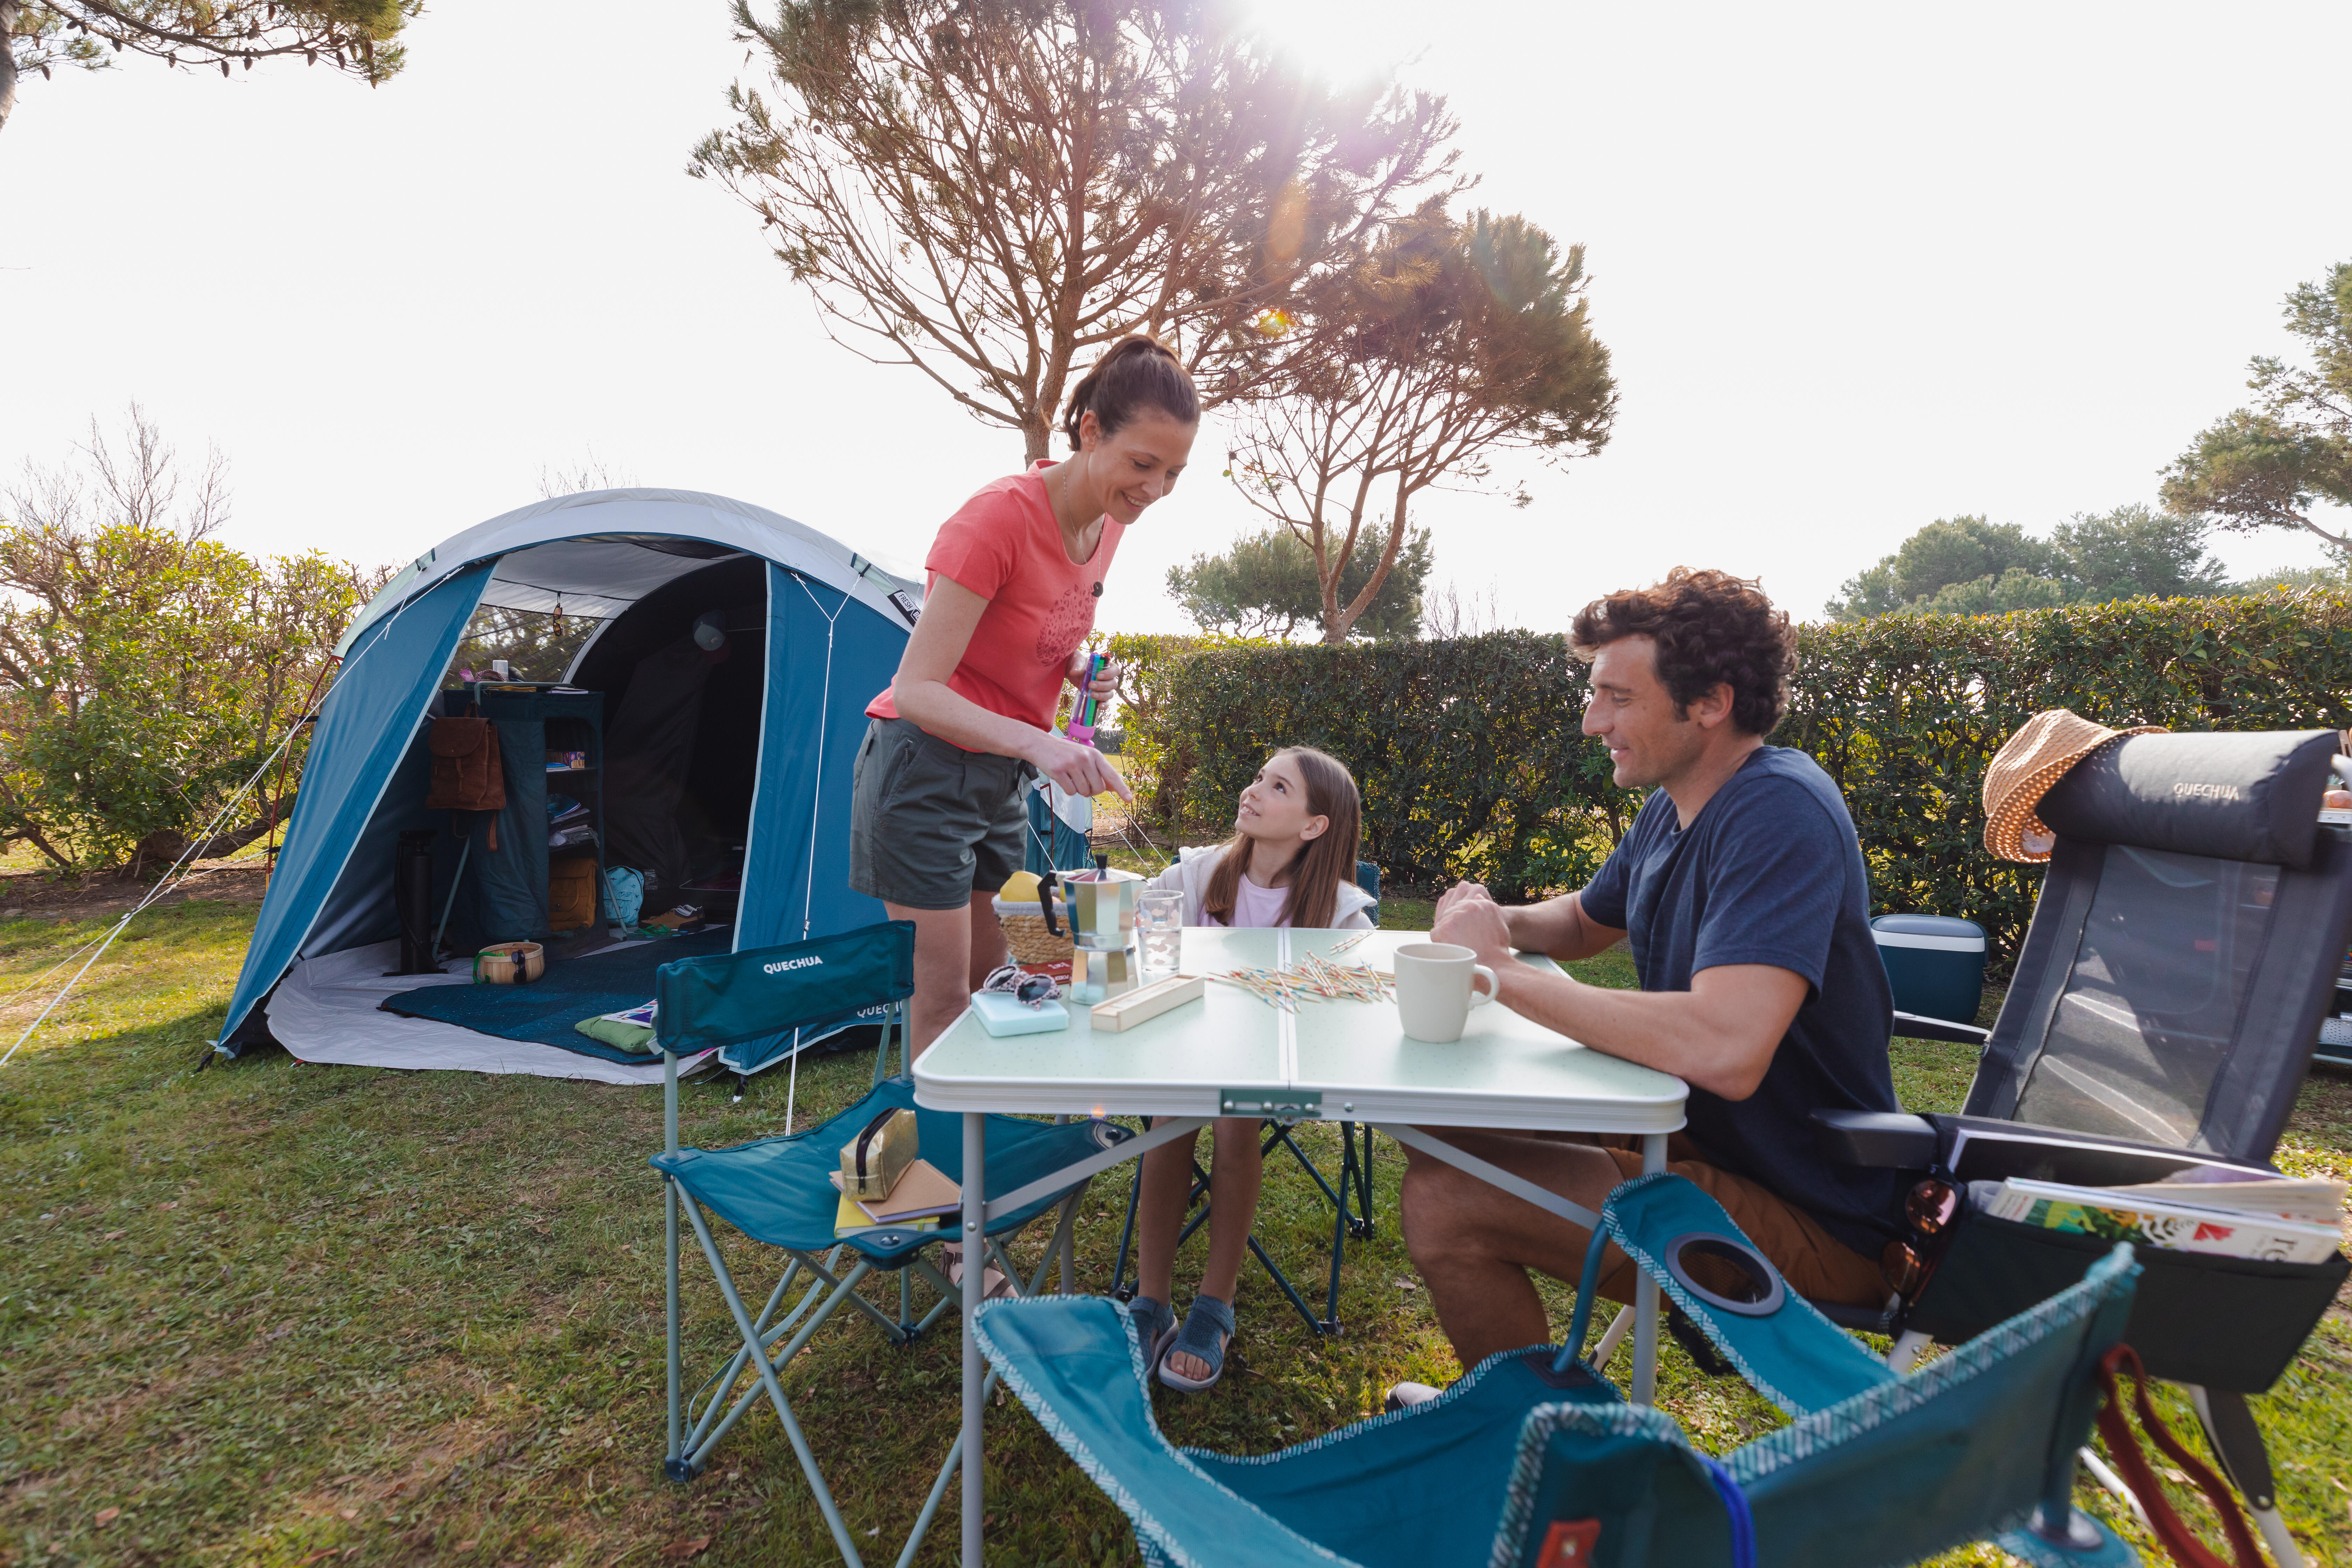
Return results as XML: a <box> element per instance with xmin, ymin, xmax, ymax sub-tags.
<box><xmin>912</xmin><ymin>927</ymin><xmax>1689</xmax><ymax>1568</ymax></box>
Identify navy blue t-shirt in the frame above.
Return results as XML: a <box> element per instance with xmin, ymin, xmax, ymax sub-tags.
<box><xmin>1579</xmin><ymin>746</ymin><xmax>1902</xmax><ymax>1256</ymax></box>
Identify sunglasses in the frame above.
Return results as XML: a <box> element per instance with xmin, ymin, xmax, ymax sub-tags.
<box><xmin>1879</xmin><ymin>1177</ymin><xmax>1960</xmax><ymax>1298</ymax></box>
<box><xmin>982</xmin><ymin>964</ymin><xmax>1063</xmax><ymax>1010</ymax></box>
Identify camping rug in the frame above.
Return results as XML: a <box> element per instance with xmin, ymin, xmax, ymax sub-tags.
<box><xmin>379</xmin><ymin>930</ymin><xmax>735</xmax><ymax>1064</ymax></box>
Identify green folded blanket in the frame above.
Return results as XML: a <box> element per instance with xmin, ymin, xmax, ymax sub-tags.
<box><xmin>574</xmin><ymin>1002</ymin><xmax>657</xmax><ymax>1055</ymax></box>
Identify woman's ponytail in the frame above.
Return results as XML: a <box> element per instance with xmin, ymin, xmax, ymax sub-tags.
<box><xmin>1061</xmin><ymin>335</ymin><xmax>1200</xmax><ymax>450</ymax></box>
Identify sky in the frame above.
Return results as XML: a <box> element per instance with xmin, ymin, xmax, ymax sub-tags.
<box><xmin>5</xmin><ymin>1</ymin><xmax>2349</xmax><ymax>634</ymax></box>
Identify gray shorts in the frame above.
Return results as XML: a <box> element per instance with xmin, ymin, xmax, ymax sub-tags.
<box><xmin>848</xmin><ymin>717</ymin><xmax>1031</xmax><ymax>911</ymax></box>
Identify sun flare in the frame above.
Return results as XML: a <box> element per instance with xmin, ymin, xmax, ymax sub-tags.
<box><xmin>1242</xmin><ymin>0</ymin><xmax>1422</xmax><ymax>89</ymax></box>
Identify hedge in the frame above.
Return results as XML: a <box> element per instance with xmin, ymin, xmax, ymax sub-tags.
<box><xmin>1136</xmin><ymin>630</ymin><xmax>1630</xmax><ymax>898</ymax></box>
<box><xmin>1121</xmin><ymin>590</ymin><xmax>2352</xmax><ymax>969</ymax></box>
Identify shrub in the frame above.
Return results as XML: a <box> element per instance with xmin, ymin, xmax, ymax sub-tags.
<box><xmin>0</xmin><ymin>524</ymin><xmax>375</xmax><ymax>878</ymax></box>
<box><xmin>1126</xmin><ymin>589</ymin><xmax>2352</xmax><ymax>967</ymax></box>
<box><xmin>1784</xmin><ymin>589</ymin><xmax>2352</xmax><ymax>965</ymax></box>
<box><xmin>1088</xmin><ymin>630</ymin><xmax>1282</xmax><ymax>836</ymax></box>
<box><xmin>1147</xmin><ymin>631</ymin><xmax>1628</xmax><ymax>900</ymax></box>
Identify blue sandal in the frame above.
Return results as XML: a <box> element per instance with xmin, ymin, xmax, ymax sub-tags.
<box><xmin>1156</xmin><ymin>1294</ymin><xmax>1234</xmax><ymax>1393</ymax></box>
<box><xmin>1125</xmin><ymin>1294</ymin><xmax>1177</xmax><ymax>1371</ymax></box>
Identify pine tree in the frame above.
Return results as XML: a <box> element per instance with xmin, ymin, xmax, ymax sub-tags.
<box><xmin>1</xmin><ymin>1</ymin><xmax>419</xmax><ymax>134</ymax></box>
<box><xmin>690</xmin><ymin>0</ymin><xmax>1463</xmax><ymax>462</ymax></box>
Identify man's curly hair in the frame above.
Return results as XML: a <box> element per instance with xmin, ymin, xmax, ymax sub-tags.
<box><xmin>1569</xmin><ymin>568</ymin><xmax>1796</xmax><ymax>737</ymax></box>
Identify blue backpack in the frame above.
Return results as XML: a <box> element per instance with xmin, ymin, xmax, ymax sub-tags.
<box><xmin>600</xmin><ymin>866</ymin><xmax>645</xmax><ymax>928</ymax></box>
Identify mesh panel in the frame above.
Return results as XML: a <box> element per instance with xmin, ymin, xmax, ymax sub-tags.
<box><xmin>2015</xmin><ymin>846</ymin><xmax>2277</xmax><ymax>1145</ymax></box>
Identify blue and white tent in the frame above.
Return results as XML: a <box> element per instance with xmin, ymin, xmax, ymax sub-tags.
<box><xmin>214</xmin><ymin>490</ymin><xmax>922</xmax><ymax>1085</ymax></box>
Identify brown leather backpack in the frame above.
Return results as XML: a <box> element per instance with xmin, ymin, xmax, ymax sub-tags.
<box><xmin>427</xmin><ymin>705</ymin><xmax>506</xmax><ymax>847</ymax></box>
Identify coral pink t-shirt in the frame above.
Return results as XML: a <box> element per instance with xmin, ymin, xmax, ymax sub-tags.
<box><xmin>867</xmin><ymin>463</ymin><xmax>1123</xmax><ymax>733</ymax></box>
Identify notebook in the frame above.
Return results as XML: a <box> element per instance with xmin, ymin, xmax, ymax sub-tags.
<box><xmin>833</xmin><ymin>1190</ymin><xmax>941</xmax><ymax>1239</ymax></box>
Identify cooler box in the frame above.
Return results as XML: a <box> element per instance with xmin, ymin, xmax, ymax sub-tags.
<box><xmin>1871</xmin><ymin>913</ymin><xmax>1986</xmax><ymax>1025</ymax></box>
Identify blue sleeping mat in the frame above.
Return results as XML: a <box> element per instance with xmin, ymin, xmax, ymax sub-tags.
<box><xmin>379</xmin><ymin>930</ymin><xmax>734</xmax><ymax>1062</ymax></box>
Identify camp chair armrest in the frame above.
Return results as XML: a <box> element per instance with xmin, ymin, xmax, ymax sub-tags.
<box><xmin>1891</xmin><ymin>1010</ymin><xmax>1991</xmax><ymax>1046</ymax></box>
<box><xmin>1811</xmin><ymin>1108</ymin><xmax>1939</xmax><ymax>1169</ymax></box>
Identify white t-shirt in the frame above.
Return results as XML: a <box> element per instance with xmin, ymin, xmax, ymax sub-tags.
<box><xmin>1141</xmin><ymin>842</ymin><xmax>1374</xmax><ymax>930</ymax></box>
<box><xmin>1218</xmin><ymin>873</ymin><xmax>1292</xmax><ymax>929</ymax></box>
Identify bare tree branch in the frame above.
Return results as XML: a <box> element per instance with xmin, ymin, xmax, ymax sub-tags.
<box><xmin>692</xmin><ymin>0</ymin><xmax>1464</xmax><ymax>462</ymax></box>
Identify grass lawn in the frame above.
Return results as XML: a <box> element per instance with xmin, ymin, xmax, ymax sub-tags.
<box><xmin>2</xmin><ymin>899</ymin><xmax>2347</xmax><ymax>1567</ymax></box>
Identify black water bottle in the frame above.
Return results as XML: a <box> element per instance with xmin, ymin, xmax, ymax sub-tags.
<box><xmin>388</xmin><ymin>829</ymin><xmax>439</xmax><ymax>975</ymax></box>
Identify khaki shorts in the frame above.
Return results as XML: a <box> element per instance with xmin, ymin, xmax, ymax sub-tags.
<box><xmin>847</xmin><ymin>718</ymin><xmax>1031</xmax><ymax>911</ymax></box>
<box><xmin>1593</xmin><ymin>1133</ymin><xmax>1885</xmax><ymax>1308</ymax></box>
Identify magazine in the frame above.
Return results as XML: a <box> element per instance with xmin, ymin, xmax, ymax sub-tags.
<box><xmin>1979</xmin><ymin>1177</ymin><xmax>2343</xmax><ymax>1263</ymax></box>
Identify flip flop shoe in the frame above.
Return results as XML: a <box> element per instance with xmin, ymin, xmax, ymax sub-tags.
<box><xmin>943</xmin><ymin>1243</ymin><xmax>1013</xmax><ymax>1302</ymax></box>
<box><xmin>1156</xmin><ymin>1294</ymin><xmax>1235</xmax><ymax>1393</ymax></box>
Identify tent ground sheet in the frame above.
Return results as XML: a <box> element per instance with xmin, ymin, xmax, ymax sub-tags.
<box><xmin>378</xmin><ymin>928</ymin><xmax>735</xmax><ymax>1061</ymax></box>
<box><xmin>266</xmin><ymin>940</ymin><xmax>712</xmax><ymax>1085</ymax></box>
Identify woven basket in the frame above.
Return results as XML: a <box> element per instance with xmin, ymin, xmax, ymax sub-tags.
<box><xmin>993</xmin><ymin>896</ymin><xmax>1072</xmax><ymax>966</ymax></box>
<box><xmin>475</xmin><ymin>940</ymin><xmax>545</xmax><ymax>985</ymax></box>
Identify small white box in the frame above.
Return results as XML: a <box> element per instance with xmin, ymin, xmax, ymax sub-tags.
<box><xmin>1091</xmin><ymin>974</ymin><xmax>1204</xmax><ymax>1033</ymax></box>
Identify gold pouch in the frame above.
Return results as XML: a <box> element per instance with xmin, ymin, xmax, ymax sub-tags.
<box><xmin>840</xmin><ymin>1107</ymin><xmax>918</xmax><ymax>1201</ymax></box>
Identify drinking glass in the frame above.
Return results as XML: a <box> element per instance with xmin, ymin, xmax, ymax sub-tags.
<box><xmin>1137</xmin><ymin>890</ymin><xmax>1183</xmax><ymax>976</ymax></box>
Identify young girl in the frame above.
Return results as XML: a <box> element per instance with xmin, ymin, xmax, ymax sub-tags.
<box><xmin>1128</xmin><ymin>746</ymin><xmax>1374</xmax><ymax>1392</ymax></box>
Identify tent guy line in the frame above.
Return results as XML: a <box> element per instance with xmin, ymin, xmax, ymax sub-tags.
<box><xmin>0</xmin><ymin>677</ymin><xmax>320</xmax><ymax>1071</ymax></box>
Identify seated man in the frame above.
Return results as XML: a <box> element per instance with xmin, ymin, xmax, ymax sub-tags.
<box><xmin>1399</xmin><ymin>567</ymin><xmax>1903</xmax><ymax>1390</ymax></box>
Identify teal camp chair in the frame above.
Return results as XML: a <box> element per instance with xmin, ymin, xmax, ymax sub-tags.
<box><xmin>648</xmin><ymin>920</ymin><xmax>1130</xmax><ymax>1567</ymax></box>
<box><xmin>980</xmin><ymin>1172</ymin><xmax>2143</xmax><ymax>1568</ymax></box>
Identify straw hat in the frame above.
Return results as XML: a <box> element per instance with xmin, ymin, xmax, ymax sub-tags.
<box><xmin>1982</xmin><ymin>709</ymin><xmax>2166</xmax><ymax>863</ymax></box>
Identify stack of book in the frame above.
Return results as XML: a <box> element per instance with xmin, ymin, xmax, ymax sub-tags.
<box><xmin>1973</xmin><ymin>1170</ymin><xmax>2346</xmax><ymax>1263</ymax></box>
<box><xmin>831</xmin><ymin>1157</ymin><xmax>962</xmax><ymax>1239</ymax></box>
<box><xmin>545</xmin><ymin>794</ymin><xmax>596</xmax><ymax>849</ymax></box>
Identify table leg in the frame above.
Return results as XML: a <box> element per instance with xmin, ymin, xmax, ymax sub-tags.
<box><xmin>1631</xmin><ymin>1131</ymin><xmax>1665</xmax><ymax>1405</ymax></box>
<box><xmin>961</xmin><ymin>1111</ymin><xmax>985</xmax><ymax>1568</ymax></box>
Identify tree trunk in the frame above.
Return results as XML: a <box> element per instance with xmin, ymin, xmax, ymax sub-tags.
<box><xmin>122</xmin><ymin>829</ymin><xmax>187</xmax><ymax>882</ymax></box>
<box><xmin>190</xmin><ymin>815</ymin><xmax>284</xmax><ymax>860</ymax></box>
<box><xmin>117</xmin><ymin>816</ymin><xmax>282</xmax><ymax>881</ymax></box>
<box><xmin>1321</xmin><ymin>476</ymin><xmax>1414</xmax><ymax>644</ymax></box>
<box><xmin>16</xmin><ymin>820</ymin><xmax>74</xmax><ymax>878</ymax></box>
<box><xmin>2296</xmin><ymin>514</ymin><xmax>2352</xmax><ymax>551</ymax></box>
<box><xmin>0</xmin><ymin>0</ymin><xmax>21</xmax><ymax>135</ymax></box>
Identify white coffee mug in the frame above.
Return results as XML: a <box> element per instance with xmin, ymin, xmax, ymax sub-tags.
<box><xmin>1394</xmin><ymin>941</ymin><xmax>1498</xmax><ymax>1042</ymax></box>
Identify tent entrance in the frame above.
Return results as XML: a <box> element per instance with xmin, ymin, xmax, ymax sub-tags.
<box><xmin>571</xmin><ymin>553</ymin><xmax>770</xmax><ymax>919</ymax></box>
<box><xmin>272</xmin><ymin>549</ymin><xmax>782</xmax><ymax>1077</ymax></box>
<box><xmin>405</xmin><ymin>552</ymin><xmax>771</xmax><ymax>960</ymax></box>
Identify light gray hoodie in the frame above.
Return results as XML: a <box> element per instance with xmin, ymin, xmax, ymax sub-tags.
<box><xmin>1139</xmin><ymin>842</ymin><xmax>1377</xmax><ymax>930</ymax></box>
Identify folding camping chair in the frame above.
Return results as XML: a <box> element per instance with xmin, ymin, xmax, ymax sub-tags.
<box><xmin>978</xmin><ymin>1171</ymin><xmax>2146</xmax><ymax>1568</ymax></box>
<box><xmin>1815</xmin><ymin>727</ymin><xmax>2352</xmax><ymax>1568</ymax></box>
<box><xmin>1107</xmin><ymin>861</ymin><xmax>1387</xmax><ymax>1335</ymax></box>
<box><xmin>647</xmin><ymin>919</ymin><xmax>1131</xmax><ymax>1567</ymax></box>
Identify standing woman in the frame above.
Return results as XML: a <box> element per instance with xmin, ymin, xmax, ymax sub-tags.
<box><xmin>851</xmin><ymin>336</ymin><xmax>1200</xmax><ymax>1054</ymax></box>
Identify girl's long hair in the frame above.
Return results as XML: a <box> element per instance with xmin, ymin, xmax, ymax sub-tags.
<box><xmin>1202</xmin><ymin>747</ymin><xmax>1364</xmax><ymax>930</ymax></box>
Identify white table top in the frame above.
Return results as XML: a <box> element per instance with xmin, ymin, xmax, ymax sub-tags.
<box><xmin>912</xmin><ymin>927</ymin><xmax>1687</xmax><ymax>1134</ymax></box>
